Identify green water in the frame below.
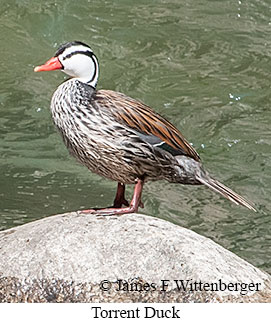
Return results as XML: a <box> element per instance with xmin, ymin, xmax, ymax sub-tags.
<box><xmin>0</xmin><ymin>0</ymin><xmax>270</xmax><ymax>273</ymax></box>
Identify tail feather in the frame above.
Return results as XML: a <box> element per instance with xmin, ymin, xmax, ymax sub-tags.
<box><xmin>197</xmin><ymin>176</ymin><xmax>256</xmax><ymax>212</ymax></box>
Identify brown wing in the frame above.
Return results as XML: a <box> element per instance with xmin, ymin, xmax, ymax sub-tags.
<box><xmin>93</xmin><ymin>89</ymin><xmax>200</xmax><ymax>161</ymax></box>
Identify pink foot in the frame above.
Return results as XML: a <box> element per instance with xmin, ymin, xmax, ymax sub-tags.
<box><xmin>79</xmin><ymin>179</ymin><xmax>144</xmax><ymax>216</ymax></box>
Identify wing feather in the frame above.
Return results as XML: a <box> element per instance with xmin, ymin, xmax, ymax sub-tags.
<box><xmin>92</xmin><ymin>90</ymin><xmax>200</xmax><ymax>161</ymax></box>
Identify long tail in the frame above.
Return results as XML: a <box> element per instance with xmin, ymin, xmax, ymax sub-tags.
<box><xmin>197</xmin><ymin>175</ymin><xmax>256</xmax><ymax>212</ymax></box>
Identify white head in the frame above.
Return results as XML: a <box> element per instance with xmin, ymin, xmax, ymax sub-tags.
<box><xmin>34</xmin><ymin>41</ymin><xmax>99</xmax><ymax>88</ymax></box>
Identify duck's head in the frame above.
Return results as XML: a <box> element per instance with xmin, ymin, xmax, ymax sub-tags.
<box><xmin>34</xmin><ymin>41</ymin><xmax>99</xmax><ymax>88</ymax></box>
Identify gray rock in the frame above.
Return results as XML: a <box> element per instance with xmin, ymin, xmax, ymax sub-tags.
<box><xmin>0</xmin><ymin>212</ymin><xmax>270</xmax><ymax>302</ymax></box>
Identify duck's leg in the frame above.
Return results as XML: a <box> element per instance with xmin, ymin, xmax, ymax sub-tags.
<box><xmin>113</xmin><ymin>183</ymin><xmax>129</xmax><ymax>207</ymax></box>
<box><xmin>80</xmin><ymin>179</ymin><xmax>144</xmax><ymax>216</ymax></box>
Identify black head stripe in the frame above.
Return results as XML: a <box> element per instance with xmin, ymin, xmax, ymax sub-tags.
<box><xmin>62</xmin><ymin>50</ymin><xmax>94</xmax><ymax>61</ymax></box>
<box><xmin>55</xmin><ymin>41</ymin><xmax>92</xmax><ymax>57</ymax></box>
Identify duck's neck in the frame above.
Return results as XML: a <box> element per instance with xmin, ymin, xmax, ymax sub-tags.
<box><xmin>75</xmin><ymin>76</ymin><xmax>98</xmax><ymax>88</ymax></box>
